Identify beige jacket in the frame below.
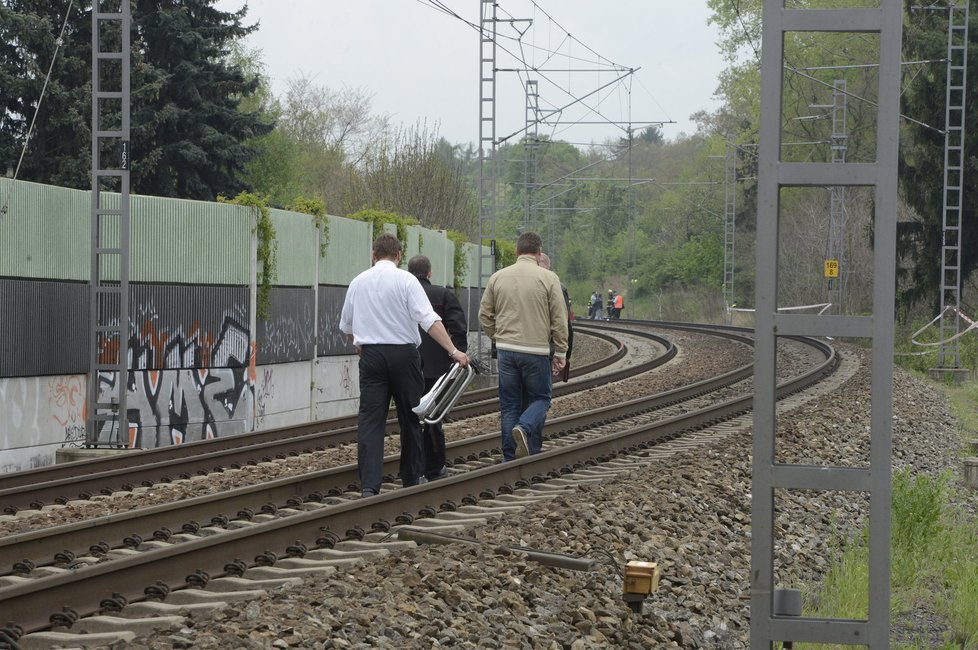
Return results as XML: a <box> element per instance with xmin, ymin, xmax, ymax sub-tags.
<box><xmin>479</xmin><ymin>255</ymin><xmax>568</xmax><ymax>358</ymax></box>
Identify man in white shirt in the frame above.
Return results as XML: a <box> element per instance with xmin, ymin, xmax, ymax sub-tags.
<box><xmin>339</xmin><ymin>233</ymin><xmax>469</xmax><ymax>497</ymax></box>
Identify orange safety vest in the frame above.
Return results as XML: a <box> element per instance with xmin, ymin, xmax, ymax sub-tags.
<box><xmin>613</xmin><ymin>294</ymin><xmax>623</xmax><ymax>309</ymax></box>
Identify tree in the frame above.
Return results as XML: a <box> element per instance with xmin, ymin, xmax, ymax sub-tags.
<box><xmin>0</xmin><ymin>0</ymin><xmax>271</xmax><ymax>199</ymax></box>
<box><xmin>898</xmin><ymin>1</ymin><xmax>978</xmax><ymax>312</ymax></box>
<box><xmin>130</xmin><ymin>0</ymin><xmax>272</xmax><ymax>199</ymax></box>
<box><xmin>0</xmin><ymin>0</ymin><xmax>93</xmax><ymax>186</ymax></box>
<box><xmin>340</xmin><ymin>123</ymin><xmax>477</xmax><ymax>236</ymax></box>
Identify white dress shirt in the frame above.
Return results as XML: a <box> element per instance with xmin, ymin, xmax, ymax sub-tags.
<box><xmin>339</xmin><ymin>259</ymin><xmax>441</xmax><ymax>346</ymax></box>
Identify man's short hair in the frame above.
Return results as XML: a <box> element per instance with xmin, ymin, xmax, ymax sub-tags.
<box><xmin>407</xmin><ymin>254</ymin><xmax>431</xmax><ymax>278</ymax></box>
<box><xmin>516</xmin><ymin>231</ymin><xmax>542</xmax><ymax>255</ymax></box>
<box><xmin>537</xmin><ymin>253</ymin><xmax>551</xmax><ymax>270</ymax></box>
<box><xmin>373</xmin><ymin>233</ymin><xmax>402</xmax><ymax>260</ymax></box>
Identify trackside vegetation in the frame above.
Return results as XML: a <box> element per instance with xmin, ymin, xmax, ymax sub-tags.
<box><xmin>801</xmin><ymin>382</ymin><xmax>978</xmax><ymax>649</ymax></box>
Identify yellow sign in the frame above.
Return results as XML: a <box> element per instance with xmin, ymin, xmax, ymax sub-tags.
<box><xmin>824</xmin><ymin>260</ymin><xmax>839</xmax><ymax>278</ymax></box>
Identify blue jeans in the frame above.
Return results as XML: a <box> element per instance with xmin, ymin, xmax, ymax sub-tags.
<box><xmin>497</xmin><ymin>349</ymin><xmax>552</xmax><ymax>460</ymax></box>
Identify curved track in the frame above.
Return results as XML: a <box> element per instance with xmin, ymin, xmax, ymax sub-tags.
<box><xmin>0</xmin><ymin>321</ymin><xmax>835</xmax><ymax>640</ymax></box>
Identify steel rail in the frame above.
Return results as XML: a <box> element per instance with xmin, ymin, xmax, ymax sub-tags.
<box><xmin>0</xmin><ymin>330</ymin><xmax>643</xmax><ymax>514</ymax></box>
<box><xmin>0</xmin><ymin>328</ymin><xmax>749</xmax><ymax>573</ymax></box>
<box><xmin>0</xmin><ymin>330</ymin><xmax>623</xmax><ymax>491</ymax></box>
<box><xmin>0</xmin><ymin>333</ymin><xmax>835</xmax><ymax>635</ymax></box>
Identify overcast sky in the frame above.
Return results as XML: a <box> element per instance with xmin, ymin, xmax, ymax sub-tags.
<box><xmin>215</xmin><ymin>1</ymin><xmax>728</xmax><ymax>148</ymax></box>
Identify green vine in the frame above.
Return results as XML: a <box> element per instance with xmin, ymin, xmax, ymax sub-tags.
<box><xmin>289</xmin><ymin>197</ymin><xmax>330</xmax><ymax>257</ymax></box>
<box><xmin>489</xmin><ymin>238</ymin><xmax>516</xmax><ymax>271</ymax></box>
<box><xmin>347</xmin><ymin>209</ymin><xmax>420</xmax><ymax>257</ymax></box>
<box><xmin>219</xmin><ymin>192</ymin><xmax>276</xmax><ymax>319</ymax></box>
<box><xmin>447</xmin><ymin>229</ymin><xmax>469</xmax><ymax>292</ymax></box>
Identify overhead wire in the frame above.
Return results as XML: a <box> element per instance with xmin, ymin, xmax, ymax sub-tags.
<box><xmin>1</xmin><ymin>0</ymin><xmax>76</xmax><ymax>218</ymax></box>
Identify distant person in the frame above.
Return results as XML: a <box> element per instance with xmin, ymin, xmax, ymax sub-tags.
<box><xmin>588</xmin><ymin>290</ymin><xmax>603</xmax><ymax>320</ymax></box>
<box><xmin>538</xmin><ymin>252</ymin><xmax>573</xmax><ymax>382</ymax></box>
<box><xmin>607</xmin><ymin>289</ymin><xmax>623</xmax><ymax>319</ymax></box>
<box><xmin>339</xmin><ymin>233</ymin><xmax>469</xmax><ymax>497</ymax></box>
<box><xmin>408</xmin><ymin>254</ymin><xmax>468</xmax><ymax>482</ymax></box>
<box><xmin>479</xmin><ymin>231</ymin><xmax>568</xmax><ymax>460</ymax></box>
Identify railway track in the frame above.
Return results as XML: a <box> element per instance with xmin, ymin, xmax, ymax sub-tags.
<box><xmin>0</xmin><ymin>327</ymin><xmax>640</xmax><ymax>513</ymax></box>
<box><xmin>0</xmin><ymin>322</ymin><xmax>835</xmax><ymax>645</ymax></box>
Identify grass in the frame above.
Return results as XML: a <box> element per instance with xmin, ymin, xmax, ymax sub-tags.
<box><xmin>794</xmin><ymin>379</ymin><xmax>978</xmax><ymax>649</ymax></box>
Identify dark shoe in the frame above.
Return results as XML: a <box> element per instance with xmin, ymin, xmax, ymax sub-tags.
<box><xmin>512</xmin><ymin>425</ymin><xmax>530</xmax><ymax>458</ymax></box>
<box><xmin>426</xmin><ymin>466</ymin><xmax>448</xmax><ymax>481</ymax></box>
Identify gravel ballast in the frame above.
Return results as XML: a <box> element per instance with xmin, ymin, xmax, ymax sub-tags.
<box><xmin>113</xmin><ymin>343</ymin><xmax>977</xmax><ymax>649</ymax></box>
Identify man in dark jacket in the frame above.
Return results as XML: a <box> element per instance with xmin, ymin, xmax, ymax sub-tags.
<box><xmin>408</xmin><ymin>255</ymin><xmax>468</xmax><ymax>480</ymax></box>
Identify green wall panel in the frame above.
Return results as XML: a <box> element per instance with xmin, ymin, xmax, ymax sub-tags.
<box><xmin>320</xmin><ymin>215</ymin><xmax>371</xmax><ymax>285</ymax></box>
<box><xmin>269</xmin><ymin>208</ymin><xmax>318</xmax><ymax>286</ymax></box>
<box><xmin>0</xmin><ymin>179</ymin><xmax>88</xmax><ymax>280</ymax></box>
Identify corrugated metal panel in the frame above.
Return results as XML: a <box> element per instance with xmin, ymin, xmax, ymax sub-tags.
<box><xmin>321</xmin><ymin>216</ymin><xmax>371</xmax><ymax>285</ymax></box>
<box><xmin>131</xmin><ymin>196</ymin><xmax>251</xmax><ymax>285</ymax></box>
<box><xmin>318</xmin><ymin>285</ymin><xmax>357</xmax><ymax>356</ymax></box>
<box><xmin>463</xmin><ymin>242</ymin><xmax>491</xmax><ymax>288</ymax></box>
<box><xmin>130</xmin><ymin>284</ymin><xmax>250</xmax><ymax>370</ymax></box>
<box><xmin>0</xmin><ymin>179</ymin><xmax>89</xmax><ymax>281</ymax></box>
<box><xmin>0</xmin><ymin>278</ymin><xmax>88</xmax><ymax>377</ymax></box>
<box><xmin>404</xmin><ymin>225</ymin><xmax>422</xmax><ymax>262</ymax></box>
<box><xmin>256</xmin><ymin>286</ymin><xmax>315</xmax><ymax>364</ymax></box>
<box><xmin>417</xmin><ymin>229</ymin><xmax>453</xmax><ymax>286</ymax></box>
<box><xmin>268</xmin><ymin>208</ymin><xmax>318</xmax><ymax>287</ymax></box>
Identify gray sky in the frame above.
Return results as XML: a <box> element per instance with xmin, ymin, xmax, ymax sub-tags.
<box><xmin>216</xmin><ymin>1</ymin><xmax>728</xmax><ymax>148</ymax></box>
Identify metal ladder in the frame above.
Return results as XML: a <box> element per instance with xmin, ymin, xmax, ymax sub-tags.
<box><xmin>476</xmin><ymin>0</ymin><xmax>497</xmax><ymax>364</ymax></box>
<box><xmin>86</xmin><ymin>0</ymin><xmax>131</xmax><ymax>448</ymax></box>
<box><xmin>938</xmin><ymin>1</ymin><xmax>970</xmax><ymax>369</ymax></box>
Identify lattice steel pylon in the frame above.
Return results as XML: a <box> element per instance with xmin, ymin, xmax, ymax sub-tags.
<box><xmin>523</xmin><ymin>79</ymin><xmax>540</xmax><ymax>234</ymax></box>
<box><xmin>826</xmin><ymin>80</ymin><xmax>848</xmax><ymax>315</ymax></box>
<box><xmin>753</xmin><ymin>1</ymin><xmax>902</xmax><ymax>647</ymax></box>
<box><xmin>475</xmin><ymin>0</ymin><xmax>497</xmax><ymax>363</ymax></box>
<box><xmin>86</xmin><ymin>0</ymin><xmax>131</xmax><ymax>448</ymax></box>
<box><xmin>722</xmin><ymin>139</ymin><xmax>737</xmax><ymax>323</ymax></box>
<box><xmin>938</xmin><ymin>1</ymin><xmax>970</xmax><ymax>370</ymax></box>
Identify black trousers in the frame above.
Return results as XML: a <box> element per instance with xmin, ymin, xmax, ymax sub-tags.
<box><xmin>357</xmin><ymin>344</ymin><xmax>424</xmax><ymax>493</ymax></box>
<box><xmin>421</xmin><ymin>375</ymin><xmax>447</xmax><ymax>478</ymax></box>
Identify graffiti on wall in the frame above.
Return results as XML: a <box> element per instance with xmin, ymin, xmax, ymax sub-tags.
<box><xmin>94</xmin><ymin>311</ymin><xmax>256</xmax><ymax>449</ymax></box>
<box><xmin>48</xmin><ymin>376</ymin><xmax>86</xmax><ymax>447</ymax></box>
<box><xmin>0</xmin><ymin>375</ymin><xmax>88</xmax><ymax>467</ymax></box>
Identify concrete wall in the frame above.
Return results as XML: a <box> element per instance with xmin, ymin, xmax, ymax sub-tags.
<box><xmin>0</xmin><ymin>178</ymin><xmax>490</xmax><ymax>473</ymax></box>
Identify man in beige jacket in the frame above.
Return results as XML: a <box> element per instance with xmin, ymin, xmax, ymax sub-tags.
<box><xmin>479</xmin><ymin>232</ymin><xmax>568</xmax><ymax>460</ymax></box>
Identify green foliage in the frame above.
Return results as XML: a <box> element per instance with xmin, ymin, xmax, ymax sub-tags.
<box><xmin>347</xmin><ymin>209</ymin><xmax>419</xmax><ymax>252</ymax></box>
<box><xmin>447</xmin><ymin>229</ymin><xmax>469</xmax><ymax>292</ymax></box>
<box><xmin>805</xmin><ymin>464</ymin><xmax>978</xmax><ymax>645</ymax></box>
<box><xmin>289</xmin><ymin>197</ymin><xmax>329</xmax><ymax>257</ymax></box>
<box><xmin>898</xmin><ymin>5</ymin><xmax>978</xmax><ymax>312</ymax></box>
<box><xmin>892</xmin><ymin>470</ymin><xmax>946</xmax><ymax>553</ymax></box>
<box><xmin>490</xmin><ymin>238</ymin><xmax>517</xmax><ymax>271</ymax></box>
<box><xmin>0</xmin><ymin>0</ymin><xmax>272</xmax><ymax>199</ymax></box>
<box><xmin>633</xmin><ymin>234</ymin><xmax>723</xmax><ymax>297</ymax></box>
<box><xmin>807</xmin><ymin>533</ymin><xmax>870</xmax><ymax>621</ymax></box>
<box><xmin>343</xmin><ymin>123</ymin><xmax>478</xmax><ymax>237</ymax></box>
<box><xmin>894</xmin><ymin>320</ymin><xmax>978</xmax><ymax>377</ymax></box>
<box><xmin>219</xmin><ymin>192</ymin><xmax>276</xmax><ymax>319</ymax></box>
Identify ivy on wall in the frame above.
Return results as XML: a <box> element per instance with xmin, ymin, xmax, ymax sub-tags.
<box><xmin>290</xmin><ymin>197</ymin><xmax>330</xmax><ymax>257</ymax></box>
<box><xmin>447</xmin><ymin>229</ymin><xmax>469</xmax><ymax>292</ymax></box>
<box><xmin>491</xmin><ymin>238</ymin><xmax>516</xmax><ymax>271</ymax></box>
<box><xmin>347</xmin><ymin>209</ymin><xmax>419</xmax><ymax>266</ymax></box>
<box><xmin>218</xmin><ymin>192</ymin><xmax>276</xmax><ymax>319</ymax></box>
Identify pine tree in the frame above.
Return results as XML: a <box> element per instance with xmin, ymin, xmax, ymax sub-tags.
<box><xmin>0</xmin><ymin>0</ymin><xmax>92</xmax><ymax>186</ymax></box>
<box><xmin>898</xmin><ymin>2</ymin><xmax>978</xmax><ymax>311</ymax></box>
<box><xmin>0</xmin><ymin>0</ymin><xmax>272</xmax><ymax>199</ymax></box>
